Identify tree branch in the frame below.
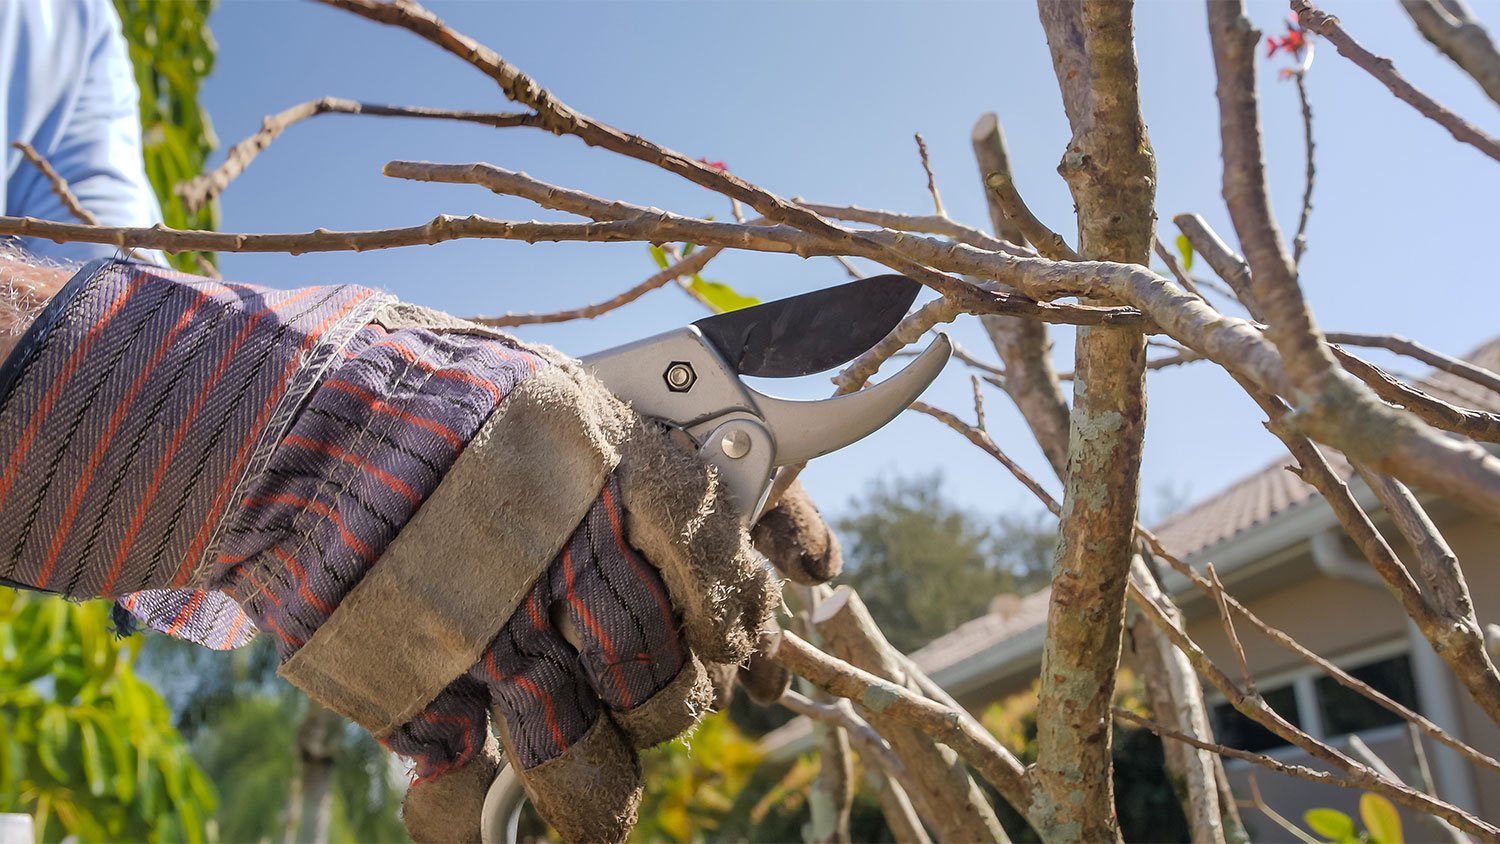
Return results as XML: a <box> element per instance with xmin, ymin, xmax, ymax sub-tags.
<box><xmin>1402</xmin><ymin>0</ymin><xmax>1500</xmax><ymax>107</ymax></box>
<box><xmin>1128</xmin><ymin>579</ymin><xmax>1500</xmax><ymax>840</ymax></box>
<box><xmin>768</xmin><ymin>628</ymin><xmax>1030</xmax><ymax>830</ymax></box>
<box><xmin>177</xmin><ymin>98</ymin><xmax>542</xmax><ymax>212</ymax></box>
<box><xmin>466</xmin><ymin>245</ymin><xmax>723</xmax><ymax>327</ymax></box>
<box><xmin>11</xmin><ymin>142</ymin><xmax>99</xmax><ymax>225</ymax></box>
<box><xmin>1293</xmin><ymin>0</ymin><xmax>1500</xmax><ymax>163</ymax></box>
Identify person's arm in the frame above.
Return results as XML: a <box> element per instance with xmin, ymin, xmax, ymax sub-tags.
<box><xmin>0</xmin><ymin>256</ymin><xmax>775</xmax><ymax>843</ymax></box>
<box><xmin>7</xmin><ymin>0</ymin><xmax>165</xmax><ymax>265</ymax></box>
<box><xmin>0</xmin><ymin>249</ymin><xmax>72</xmax><ymax>360</ymax></box>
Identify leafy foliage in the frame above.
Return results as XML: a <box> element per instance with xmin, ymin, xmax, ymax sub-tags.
<box><xmin>648</xmin><ymin>243</ymin><xmax>760</xmax><ymax>313</ymax></box>
<box><xmin>0</xmin><ymin>591</ymin><xmax>217</xmax><ymax>843</ymax></box>
<box><xmin>112</xmin><ymin>0</ymin><xmax>219</xmax><ymax>271</ymax></box>
<box><xmin>836</xmin><ymin>474</ymin><xmax>1054</xmax><ymax>652</ymax></box>
<box><xmin>1303</xmin><ymin>794</ymin><xmax>1405</xmax><ymax>844</ymax></box>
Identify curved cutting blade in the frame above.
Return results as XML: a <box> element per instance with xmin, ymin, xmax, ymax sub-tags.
<box><xmin>691</xmin><ymin>274</ymin><xmax>920</xmax><ymax>378</ymax></box>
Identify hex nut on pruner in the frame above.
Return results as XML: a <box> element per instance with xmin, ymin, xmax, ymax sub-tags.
<box><xmin>664</xmin><ymin>361</ymin><xmax>696</xmax><ymax>392</ymax></box>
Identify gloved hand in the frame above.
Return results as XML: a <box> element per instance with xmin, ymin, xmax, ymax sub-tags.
<box><xmin>0</xmin><ymin>259</ymin><xmax>778</xmax><ymax>842</ymax></box>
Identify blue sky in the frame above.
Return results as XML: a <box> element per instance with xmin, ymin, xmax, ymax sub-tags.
<box><xmin>199</xmin><ymin>0</ymin><xmax>1500</xmax><ymax>526</ymax></box>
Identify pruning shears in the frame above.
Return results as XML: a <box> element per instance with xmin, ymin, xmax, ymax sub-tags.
<box><xmin>482</xmin><ymin>274</ymin><xmax>951</xmax><ymax>843</ymax></box>
<box><xmin>582</xmin><ymin>273</ymin><xmax>952</xmax><ymax>525</ymax></box>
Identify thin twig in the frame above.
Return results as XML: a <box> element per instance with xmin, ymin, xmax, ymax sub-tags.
<box><xmin>1207</xmin><ymin>563</ymin><xmax>1255</xmax><ymax>694</ymax></box>
<box><xmin>1291</xmin><ymin>51</ymin><xmax>1316</xmax><ymax>267</ymax></box>
<box><xmin>792</xmin><ymin>200</ymin><xmax>1025</xmax><ymax>255</ymax></box>
<box><xmin>914</xmin><ymin>133</ymin><xmax>946</xmax><ymax>218</ymax></box>
<box><xmin>919</xmin><ymin>387</ymin><xmax>1500</xmax><ymax>780</ymax></box>
<box><xmin>1152</xmin><ymin>236</ymin><xmax>1203</xmax><ymax>298</ymax></box>
<box><xmin>177</xmin><ymin>99</ymin><xmax>542</xmax><ymax>212</ymax></box>
<box><xmin>908</xmin><ymin>401</ymin><xmax>1060</xmax><ymax>516</ymax></box>
<box><xmin>12</xmin><ymin>142</ymin><xmax>99</xmax><ymax>225</ymax></box>
<box><xmin>1327</xmin><ymin>331</ymin><xmax>1500</xmax><ymax>395</ymax></box>
<box><xmin>1244</xmin><ymin>774</ymin><xmax>1321</xmax><ymax>844</ymax></box>
<box><xmin>970</xmin><ymin>375</ymin><xmax>986</xmax><ymax>432</ymax></box>
<box><xmin>1293</xmin><ymin>0</ymin><xmax>1500</xmax><ymax>163</ymax></box>
<box><xmin>466</xmin><ymin>245</ymin><xmax>722</xmax><ymax>327</ymax></box>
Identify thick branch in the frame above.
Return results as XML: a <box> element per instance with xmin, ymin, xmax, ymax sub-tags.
<box><xmin>1293</xmin><ymin>0</ymin><xmax>1500</xmax><ymax>162</ymax></box>
<box><xmin>178</xmin><ymin>99</ymin><xmax>541</xmax><ymax>212</ymax></box>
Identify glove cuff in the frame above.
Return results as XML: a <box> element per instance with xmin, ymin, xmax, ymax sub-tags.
<box><xmin>280</xmin><ymin>350</ymin><xmax>631</xmax><ymax>736</ymax></box>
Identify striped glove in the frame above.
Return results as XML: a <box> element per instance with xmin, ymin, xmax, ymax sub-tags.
<box><xmin>0</xmin><ymin>259</ymin><xmax>778</xmax><ymax>842</ymax></box>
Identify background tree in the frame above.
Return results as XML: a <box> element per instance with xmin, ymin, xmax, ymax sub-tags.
<box><xmin>837</xmin><ymin>475</ymin><xmax>1051</xmax><ymax>652</ymax></box>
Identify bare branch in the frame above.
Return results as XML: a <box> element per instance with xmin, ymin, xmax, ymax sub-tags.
<box><xmin>1127</xmin><ymin>579</ymin><xmax>1500</xmax><ymax>840</ymax></box>
<box><xmin>1332</xmin><ymin>346</ymin><xmax>1500</xmax><ymax>445</ymax></box>
<box><xmin>466</xmin><ymin>245</ymin><xmax>722</xmax><ymax>327</ymax></box>
<box><xmin>811</xmin><ymin>588</ymin><xmax>1011</xmax><ymax>841</ymax></box>
<box><xmin>1294</xmin><ymin>0</ymin><xmax>1500</xmax><ymax>162</ymax></box>
<box><xmin>971</xmin><ymin>114</ymin><xmax>1073</xmax><ymax>478</ymax></box>
<box><xmin>981</xmin><ymin>172</ymin><xmax>1080</xmax><ymax>262</ymax></box>
<box><xmin>1153</xmin><ymin>236</ymin><xmax>1204</xmax><ymax>299</ymax></box>
<box><xmin>1172</xmin><ymin>213</ymin><xmax>1262</xmax><ymax>321</ymax></box>
<box><xmin>12</xmin><ymin>142</ymin><xmax>99</xmax><ymax>225</ymax></box>
<box><xmin>908</xmin><ymin>401</ymin><xmax>1060</xmax><ymax>515</ymax></box>
<box><xmin>1402</xmin><ymin>0</ymin><xmax>1500</xmax><ymax>107</ymax></box>
<box><xmin>317</xmin><ymin>0</ymin><xmax>1042</xmax><ymax>310</ymax></box>
<box><xmin>177</xmin><ymin>99</ymin><xmax>541</xmax><ymax>212</ymax></box>
<box><xmin>793</xmin><ymin>201</ymin><xmax>1024</xmax><ymax>255</ymax></box>
<box><xmin>1327</xmin><ymin>331</ymin><xmax>1500</xmax><ymax>395</ymax></box>
<box><xmin>1291</xmin><ymin>59</ymin><xmax>1316</xmax><ymax>267</ymax></box>
<box><xmin>768</xmin><ymin>629</ymin><xmax>1032</xmax><ymax>816</ymax></box>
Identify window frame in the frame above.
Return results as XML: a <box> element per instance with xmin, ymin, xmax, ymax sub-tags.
<box><xmin>1204</xmin><ymin>637</ymin><xmax>1416</xmax><ymax>763</ymax></box>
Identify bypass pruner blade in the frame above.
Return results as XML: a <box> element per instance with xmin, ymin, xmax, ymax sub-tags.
<box><xmin>581</xmin><ymin>274</ymin><xmax>952</xmax><ymax>524</ymax></box>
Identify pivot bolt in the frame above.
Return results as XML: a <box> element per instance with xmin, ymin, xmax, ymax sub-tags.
<box><xmin>664</xmin><ymin>361</ymin><xmax>697</xmax><ymax>392</ymax></box>
<box><xmin>720</xmin><ymin>428</ymin><xmax>752</xmax><ymax>459</ymax></box>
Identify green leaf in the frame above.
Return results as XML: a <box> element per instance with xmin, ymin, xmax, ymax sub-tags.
<box><xmin>79</xmin><ymin>719</ymin><xmax>107</xmax><ymax>797</ymax></box>
<box><xmin>1360</xmin><ymin>794</ymin><xmax>1403</xmax><ymax>844</ymax></box>
<box><xmin>688</xmin><ymin>276</ymin><xmax>759</xmax><ymax>314</ymax></box>
<box><xmin>648</xmin><ymin>244</ymin><xmax>670</xmax><ymax>270</ymax></box>
<box><xmin>1304</xmin><ymin>808</ymin><xmax>1357</xmax><ymax>842</ymax></box>
<box><xmin>36</xmin><ymin>705</ymin><xmax>70</xmax><ymax>782</ymax></box>
<box><xmin>1175</xmin><ymin>232</ymin><xmax>1195</xmax><ymax>271</ymax></box>
<box><xmin>681</xmin><ymin>242</ymin><xmax>697</xmax><ymax>257</ymax></box>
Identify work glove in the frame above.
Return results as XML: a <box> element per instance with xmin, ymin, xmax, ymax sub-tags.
<box><xmin>0</xmin><ymin>259</ymin><xmax>779</xmax><ymax>842</ymax></box>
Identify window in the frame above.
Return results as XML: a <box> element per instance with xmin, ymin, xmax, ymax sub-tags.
<box><xmin>1209</xmin><ymin>647</ymin><xmax>1418</xmax><ymax>754</ymax></box>
<box><xmin>1317</xmin><ymin>653</ymin><xmax>1418</xmax><ymax>736</ymax></box>
<box><xmin>1213</xmin><ymin>685</ymin><xmax>1301</xmax><ymax>753</ymax></box>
